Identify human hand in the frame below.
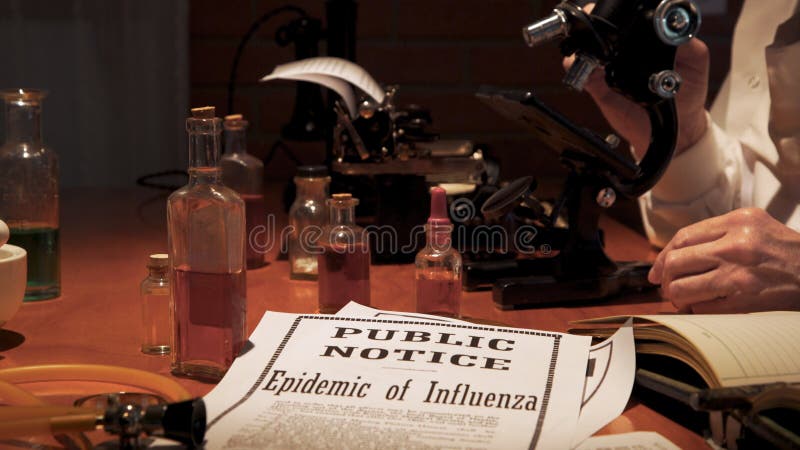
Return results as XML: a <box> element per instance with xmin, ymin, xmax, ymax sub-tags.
<box><xmin>562</xmin><ymin>6</ymin><xmax>710</xmax><ymax>159</ymax></box>
<box><xmin>648</xmin><ymin>208</ymin><xmax>800</xmax><ymax>313</ymax></box>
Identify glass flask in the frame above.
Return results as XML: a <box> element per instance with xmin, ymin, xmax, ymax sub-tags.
<box><xmin>220</xmin><ymin>114</ymin><xmax>266</xmax><ymax>269</ymax></box>
<box><xmin>168</xmin><ymin>106</ymin><xmax>247</xmax><ymax>381</ymax></box>
<box><xmin>288</xmin><ymin>165</ymin><xmax>330</xmax><ymax>280</ymax></box>
<box><xmin>0</xmin><ymin>89</ymin><xmax>60</xmax><ymax>301</ymax></box>
<box><xmin>140</xmin><ymin>253</ymin><xmax>171</xmax><ymax>356</ymax></box>
<box><xmin>318</xmin><ymin>193</ymin><xmax>370</xmax><ymax>313</ymax></box>
<box><xmin>415</xmin><ymin>187</ymin><xmax>462</xmax><ymax>317</ymax></box>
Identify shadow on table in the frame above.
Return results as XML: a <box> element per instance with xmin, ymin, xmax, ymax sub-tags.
<box><xmin>0</xmin><ymin>329</ymin><xmax>25</xmax><ymax>355</ymax></box>
<box><xmin>493</xmin><ymin>288</ymin><xmax>664</xmax><ymax>311</ymax></box>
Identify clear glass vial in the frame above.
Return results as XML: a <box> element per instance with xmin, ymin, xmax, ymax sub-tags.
<box><xmin>0</xmin><ymin>89</ymin><xmax>60</xmax><ymax>301</ymax></box>
<box><xmin>168</xmin><ymin>106</ymin><xmax>247</xmax><ymax>381</ymax></box>
<box><xmin>288</xmin><ymin>165</ymin><xmax>330</xmax><ymax>280</ymax></box>
<box><xmin>415</xmin><ymin>187</ymin><xmax>462</xmax><ymax>317</ymax></box>
<box><xmin>141</xmin><ymin>253</ymin><xmax>171</xmax><ymax>356</ymax></box>
<box><xmin>318</xmin><ymin>193</ymin><xmax>370</xmax><ymax>313</ymax></box>
<box><xmin>220</xmin><ymin>114</ymin><xmax>266</xmax><ymax>269</ymax></box>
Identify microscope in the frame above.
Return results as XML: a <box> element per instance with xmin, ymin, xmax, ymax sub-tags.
<box><xmin>463</xmin><ymin>0</ymin><xmax>701</xmax><ymax>308</ymax></box>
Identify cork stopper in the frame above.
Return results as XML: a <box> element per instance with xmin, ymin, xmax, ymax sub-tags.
<box><xmin>0</xmin><ymin>88</ymin><xmax>47</xmax><ymax>103</ymax></box>
<box><xmin>223</xmin><ymin>113</ymin><xmax>248</xmax><ymax>131</ymax></box>
<box><xmin>328</xmin><ymin>192</ymin><xmax>358</xmax><ymax>208</ymax></box>
<box><xmin>147</xmin><ymin>253</ymin><xmax>169</xmax><ymax>269</ymax></box>
<box><xmin>191</xmin><ymin>106</ymin><xmax>215</xmax><ymax>118</ymax></box>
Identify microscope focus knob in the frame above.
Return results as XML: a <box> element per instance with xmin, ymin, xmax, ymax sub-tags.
<box><xmin>563</xmin><ymin>53</ymin><xmax>600</xmax><ymax>92</ymax></box>
<box><xmin>596</xmin><ymin>187</ymin><xmax>617</xmax><ymax>208</ymax></box>
<box><xmin>649</xmin><ymin>70</ymin><xmax>682</xmax><ymax>99</ymax></box>
<box><xmin>653</xmin><ymin>0</ymin><xmax>701</xmax><ymax>46</ymax></box>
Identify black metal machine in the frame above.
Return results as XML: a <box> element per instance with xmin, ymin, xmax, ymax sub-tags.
<box><xmin>251</xmin><ymin>1</ymin><xmax>493</xmax><ymax>264</ymax></box>
<box><xmin>330</xmin><ymin>85</ymin><xmax>492</xmax><ymax>264</ymax></box>
<box><xmin>463</xmin><ymin>0</ymin><xmax>702</xmax><ymax>308</ymax></box>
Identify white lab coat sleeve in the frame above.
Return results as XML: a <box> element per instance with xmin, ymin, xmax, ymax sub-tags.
<box><xmin>638</xmin><ymin>112</ymin><xmax>743</xmax><ymax>248</ymax></box>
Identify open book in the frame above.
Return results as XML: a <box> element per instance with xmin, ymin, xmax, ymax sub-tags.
<box><xmin>570</xmin><ymin>312</ymin><xmax>800</xmax><ymax>388</ymax></box>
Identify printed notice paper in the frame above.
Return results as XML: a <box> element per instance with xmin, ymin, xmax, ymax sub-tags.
<box><xmin>200</xmin><ymin>308</ymin><xmax>635</xmax><ymax>449</ymax></box>
<box><xmin>337</xmin><ymin>302</ymin><xmax>637</xmax><ymax>447</ymax></box>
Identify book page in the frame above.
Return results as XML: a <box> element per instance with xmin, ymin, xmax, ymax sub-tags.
<box><xmin>202</xmin><ymin>310</ymin><xmax>592</xmax><ymax>449</ymax></box>
<box><xmin>575</xmin><ymin>431</ymin><xmax>680</xmax><ymax>450</ymax></box>
<box><xmin>638</xmin><ymin>312</ymin><xmax>800</xmax><ymax>387</ymax></box>
<box><xmin>571</xmin><ymin>320</ymin><xmax>635</xmax><ymax>448</ymax></box>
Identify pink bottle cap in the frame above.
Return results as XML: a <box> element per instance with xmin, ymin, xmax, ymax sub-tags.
<box><xmin>427</xmin><ymin>187</ymin><xmax>451</xmax><ymax>226</ymax></box>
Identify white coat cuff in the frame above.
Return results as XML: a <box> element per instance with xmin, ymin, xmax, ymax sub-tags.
<box><xmin>651</xmin><ymin>112</ymin><xmax>725</xmax><ymax>203</ymax></box>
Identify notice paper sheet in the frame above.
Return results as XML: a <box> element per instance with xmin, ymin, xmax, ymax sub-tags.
<box><xmin>202</xmin><ymin>310</ymin><xmax>594</xmax><ymax>449</ymax></box>
<box><xmin>336</xmin><ymin>302</ymin><xmax>636</xmax><ymax>447</ymax></box>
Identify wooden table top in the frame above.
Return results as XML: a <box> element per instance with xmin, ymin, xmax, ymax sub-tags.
<box><xmin>0</xmin><ymin>186</ymin><xmax>707</xmax><ymax>449</ymax></box>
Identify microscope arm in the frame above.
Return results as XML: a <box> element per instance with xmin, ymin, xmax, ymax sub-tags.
<box><xmin>616</xmin><ymin>98</ymin><xmax>677</xmax><ymax>198</ymax></box>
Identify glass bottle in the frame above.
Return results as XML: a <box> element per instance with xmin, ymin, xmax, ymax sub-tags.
<box><xmin>415</xmin><ymin>187</ymin><xmax>462</xmax><ymax>317</ymax></box>
<box><xmin>141</xmin><ymin>253</ymin><xmax>171</xmax><ymax>356</ymax></box>
<box><xmin>220</xmin><ymin>114</ymin><xmax>266</xmax><ymax>269</ymax></box>
<box><xmin>318</xmin><ymin>193</ymin><xmax>370</xmax><ymax>313</ymax></box>
<box><xmin>168</xmin><ymin>106</ymin><xmax>247</xmax><ymax>381</ymax></box>
<box><xmin>0</xmin><ymin>89</ymin><xmax>60</xmax><ymax>301</ymax></box>
<box><xmin>288</xmin><ymin>165</ymin><xmax>330</xmax><ymax>280</ymax></box>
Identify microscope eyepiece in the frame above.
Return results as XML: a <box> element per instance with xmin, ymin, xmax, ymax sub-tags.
<box><xmin>522</xmin><ymin>8</ymin><xmax>569</xmax><ymax>47</ymax></box>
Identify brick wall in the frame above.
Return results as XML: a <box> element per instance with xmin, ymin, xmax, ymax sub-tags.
<box><xmin>191</xmin><ymin>0</ymin><xmax>743</xmax><ymax>225</ymax></box>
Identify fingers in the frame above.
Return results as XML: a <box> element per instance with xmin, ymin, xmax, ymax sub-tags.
<box><xmin>562</xmin><ymin>54</ymin><xmax>575</xmax><ymax>73</ymax></box>
<box><xmin>649</xmin><ymin>219</ymin><xmax>728</xmax><ymax>284</ymax></box>
<box><xmin>674</xmin><ymin>38</ymin><xmax>711</xmax><ymax>153</ymax></box>
<box><xmin>662</xmin><ymin>270</ymin><xmax>735</xmax><ymax>310</ymax></box>
<box><xmin>651</xmin><ymin>209</ymin><xmax>776</xmax><ymax>284</ymax></box>
<box><xmin>583</xmin><ymin>69</ymin><xmax>618</xmax><ymax>104</ymax></box>
<box><xmin>578</xmin><ymin>68</ymin><xmax>652</xmax><ymax>153</ymax></box>
<box><xmin>658</xmin><ymin>241</ymin><xmax>720</xmax><ymax>286</ymax></box>
<box><xmin>675</xmin><ymin>38</ymin><xmax>709</xmax><ymax>79</ymax></box>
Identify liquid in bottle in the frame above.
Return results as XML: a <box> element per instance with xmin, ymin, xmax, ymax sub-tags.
<box><xmin>318</xmin><ymin>193</ymin><xmax>370</xmax><ymax>313</ymax></box>
<box><xmin>415</xmin><ymin>187</ymin><xmax>462</xmax><ymax>317</ymax></box>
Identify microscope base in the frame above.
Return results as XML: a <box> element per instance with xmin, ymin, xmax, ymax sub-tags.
<box><xmin>467</xmin><ymin>260</ymin><xmax>655</xmax><ymax>310</ymax></box>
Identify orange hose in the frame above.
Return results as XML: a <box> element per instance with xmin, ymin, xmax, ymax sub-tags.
<box><xmin>0</xmin><ymin>364</ymin><xmax>191</xmax><ymax>402</ymax></box>
<box><xmin>0</xmin><ymin>363</ymin><xmax>192</xmax><ymax>448</ymax></box>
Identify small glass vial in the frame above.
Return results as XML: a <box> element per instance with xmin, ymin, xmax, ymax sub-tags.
<box><xmin>318</xmin><ymin>193</ymin><xmax>370</xmax><ymax>313</ymax></box>
<box><xmin>288</xmin><ymin>165</ymin><xmax>330</xmax><ymax>280</ymax></box>
<box><xmin>0</xmin><ymin>89</ymin><xmax>60</xmax><ymax>301</ymax></box>
<box><xmin>415</xmin><ymin>187</ymin><xmax>462</xmax><ymax>317</ymax></box>
<box><xmin>141</xmin><ymin>254</ymin><xmax>171</xmax><ymax>355</ymax></box>
<box><xmin>168</xmin><ymin>106</ymin><xmax>247</xmax><ymax>381</ymax></box>
<box><xmin>220</xmin><ymin>114</ymin><xmax>266</xmax><ymax>269</ymax></box>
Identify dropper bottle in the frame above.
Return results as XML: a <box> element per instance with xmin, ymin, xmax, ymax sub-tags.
<box><xmin>415</xmin><ymin>187</ymin><xmax>462</xmax><ymax>317</ymax></box>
